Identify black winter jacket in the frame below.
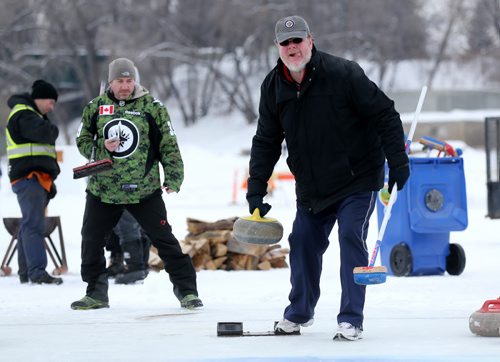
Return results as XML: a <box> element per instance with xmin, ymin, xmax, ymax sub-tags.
<box><xmin>6</xmin><ymin>94</ymin><xmax>60</xmax><ymax>181</ymax></box>
<box><xmin>248</xmin><ymin>47</ymin><xmax>408</xmax><ymax>213</ymax></box>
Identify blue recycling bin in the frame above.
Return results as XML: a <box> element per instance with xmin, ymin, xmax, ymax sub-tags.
<box><xmin>376</xmin><ymin>157</ymin><xmax>468</xmax><ymax>276</ymax></box>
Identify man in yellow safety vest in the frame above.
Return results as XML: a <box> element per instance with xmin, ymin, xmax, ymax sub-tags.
<box><xmin>6</xmin><ymin>79</ymin><xmax>62</xmax><ymax>285</ymax></box>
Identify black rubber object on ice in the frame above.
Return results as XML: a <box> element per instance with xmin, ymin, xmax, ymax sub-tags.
<box><xmin>217</xmin><ymin>321</ymin><xmax>295</xmax><ymax>337</ymax></box>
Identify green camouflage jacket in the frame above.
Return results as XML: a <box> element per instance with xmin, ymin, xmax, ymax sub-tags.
<box><xmin>76</xmin><ymin>85</ymin><xmax>183</xmax><ymax>204</ymax></box>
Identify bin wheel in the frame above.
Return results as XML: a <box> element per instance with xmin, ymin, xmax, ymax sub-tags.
<box><xmin>390</xmin><ymin>243</ymin><xmax>412</xmax><ymax>276</ymax></box>
<box><xmin>446</xmin><ymin>243</ymin><xmax>466</xmax><ymax>275</ymax></box>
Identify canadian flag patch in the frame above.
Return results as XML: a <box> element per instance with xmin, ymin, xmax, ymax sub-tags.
<box><xmin>99</xmin><ymin>105</ymin><xmax>114</xmax><ymax>115</ymax></box>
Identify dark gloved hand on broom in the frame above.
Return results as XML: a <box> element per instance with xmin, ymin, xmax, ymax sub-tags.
<box><xmin>247</xmin><ymin>195</ymin><xmax>272</xmax><ymax>217</ymax></box>
<box><xmin>388</xmin><ymin>163</ymin><xmax>410</xmax><ymax>193</ymax></box>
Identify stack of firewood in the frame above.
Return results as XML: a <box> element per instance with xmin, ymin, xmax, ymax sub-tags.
<box><xmin>149</xmin><ymin>217</ymin><xmax>289</xmax><ymax>272</ymax></box>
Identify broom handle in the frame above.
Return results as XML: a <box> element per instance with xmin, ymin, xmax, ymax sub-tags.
<box><xmin>368</xmin><ymin>182</ymin><xmax>398</xmax><ymax>267</ymax></box>
<box><xmin>90</xmin><ymin>81</ymin><xmax>108</xmax><ymax>162</ymax></box>
<box><xmin>368</xmin><ymin>86</ymin><xmax>428</xmax><ymax>268</ymax></box>
<box><xmin>90</xmin><ymin>135</ymin><xmax>97</xmax><ymax>162</ymax></box>
<box><xmin>405</xmin><ymin>86</ymin><xmax>427</xmax><ymax>153</ymax></box>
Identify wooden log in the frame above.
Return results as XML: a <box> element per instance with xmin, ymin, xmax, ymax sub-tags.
<box><xmin>244</xmin><ymin>255</ymin><xmax>260</xmax><ymax>270</ymax></box>
<box><xmin>206</xmin><ymin>230</ymin><xmax>232</xmax><ymax>243</ymax></box>
<box><xmin>228</xmin><ymin>254</ymin><xmax>251</xmax><ymax>270</ymax></box>
<box><xmin>270</xmin><ymin>257</ymin><xmax>288</xmax><ymax>268</ymax></box>
<box><xmin>180</xmin><ymin>243</ymin><xmax>195</xmax><ymax>257</ymax></box>
<box><xmin>261</xmin><ymin>248</ymin><xmax>290</xmax><ymax>261</ymax></box>
<box><xmin>212</xmin><ymin>256</ymin><xmax>227</xmax><ymax>269</ymax></box>
<box><xmin>257</xmin><ymin>260</ymin><xmax>272</xmax><ymax>270</ymax></box>
<box><xmin>192</xmin><ymin>238</ymin><xmax>210</xmax><ymax>254</ymax></box>
<box><xmin>192</xmin><ymin>253</ymin><xmax>211</xmax><ymax>271</ymax></box>
<box><xmin>212</xmin><ymin>243</ymin><xmax>228</xmax><ymax>258</ymax></box>
<box><xmin>186</xmin><ymin>217</ymin><xmax>237</xmax><ymax>235</ymax></box>
<box><xmin>188</xmin><ymin>230</ymin><xmax>232</xmax><ymax>243</ymax></box>
<box><xmin>148</xmin><ymin>246</ymin><xmax>164</xmax><ymax>271</ymax></box>
<box><xmin>204</xmin><ymin>259</ymin><xmax>217</xmax><ymax>270</ymax></box>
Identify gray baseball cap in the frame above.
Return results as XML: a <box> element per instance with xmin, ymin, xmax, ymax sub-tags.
<box><xmin>275</xmin><ymin>15</ymin><xmax>311</xmax><ymax>43</ymax></box>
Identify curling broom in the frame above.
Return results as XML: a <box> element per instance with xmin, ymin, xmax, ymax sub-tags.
<box><xmin>353</xmin><ymin>85</ymin><xmax>428</xmax><ymax>285</ymax></box>
<box><xmin>72</xmin><ymin>157</ymin><xmax>113</xmax><ymax>179</ymax></box>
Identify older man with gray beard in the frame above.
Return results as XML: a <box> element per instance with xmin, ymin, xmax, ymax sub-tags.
<box><xmin>246</xmin><ymin>15</ymin><xmax>409</xmax><ymax>341</ymax></box>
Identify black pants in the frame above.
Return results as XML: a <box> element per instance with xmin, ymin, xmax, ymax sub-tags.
<box><xmin>105</xmin><ymin>210</ymin><xmax>151</xmax><ymax>271</ymax></box>
<box><xmin>80</xmin><ymin>193</ymin><xmax>198</xmax><ymax>301</ymax></box>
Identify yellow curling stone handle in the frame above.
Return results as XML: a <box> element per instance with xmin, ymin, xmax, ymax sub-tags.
<box><xmin>241</xmin><ymin>208</ymin><xmax>278</xmax><ymax>223</ymax></box>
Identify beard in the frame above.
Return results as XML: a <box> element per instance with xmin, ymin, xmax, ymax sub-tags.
<box><xmin>116</xmin><ymin>91</ymin><xmax>132</xmax><ymax>100</ymax></box>
<box><xmin>283</xmin><ymin>50</ymin><xmax>312</xmax><ymax>73</ymax></box>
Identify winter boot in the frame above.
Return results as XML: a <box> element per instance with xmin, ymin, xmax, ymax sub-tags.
<box><xmin>114</xmin><ymin>269</ymin><xmax>148</xmax><ymax>284</ymax></box>
<box><xmin>122</xmin><ymin>238</ymin><xmax>147</xmax><ymax>273</ymax></box>
<box><xmin>71</xmin><ymin>296</ymin><xmax>109</xmax><ymax>310</ymax></box>
<box><xmin>180</xmin><ymin>294</ymin><xmax>204</xmax><ymax>309</ymax></box>
<box><xmin>106</xmin><ymin>252</ymin><xmax>126</xmax><ymax>277</ymax></box>
<box><xmin>31</xmin><ymin>271</ymin><xmax>63</xmax><ymax>285</ymax></box>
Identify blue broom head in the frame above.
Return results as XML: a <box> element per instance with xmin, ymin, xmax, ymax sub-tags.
<box><xmin>353</xmin><ymin>266</ymin><xmax>387</xmax><ymax>285</ymax></box>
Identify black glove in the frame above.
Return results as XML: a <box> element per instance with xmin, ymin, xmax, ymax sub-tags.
<box><xmin>48</xmin><ymin>182</ymin><xmax>57</xmax><ymax>200</ymax></box>
<box><xmin>388</xmin><ymin>163</ymin><xmax>410</xmax><ymax>193</ymax></box>
<box><xmin>247</xmin><ymin>195</ymin><xmax>272</xmax><ymax>217</ymax></box>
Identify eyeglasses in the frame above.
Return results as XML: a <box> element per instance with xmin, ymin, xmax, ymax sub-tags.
<box><xmin>278</xmin><ymin>38</ymin><xmax>304</xmax><ymax>46</ymax></box>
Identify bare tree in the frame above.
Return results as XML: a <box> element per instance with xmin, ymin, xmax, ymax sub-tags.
<box><xmin>467</xmin><ymin>0</ymin><xmax>495</xmax><ymax>53</ymax></box>
<box><xmin>465</xmin><ymin>0</ymin><xmax>500</xmax><ymax>82</ymax></box>
<box><xmin>0</xmin><ymin>0</ymin><xmax>56</xmax><ymax>151</ymax></box>
<box><xmin>2</xmin><ymin>0</ymin><xmax>497</xmax><ymax>140</ymax></box>
<box><xmin>139</xmin><ymin>0</ymin><xmax>267</xmax><ymax>125</ymax></box>
<box><xmin>41</xmin><ymin>1</ymin><xmax>113</xmax><ymax>102</ymax></box>
<box><xmin>485</xmin><ymin>0</ymin><xmax>500</xmax><ymax>40</ymax></box>
<box><xmin>0</xmin><ymin>0</ymin><xmax>40</xmax><ymax>89</ymax></box>
<box><xmin>426</xmin><ymin>0</ymin><xmax>465</xmax><ymax>90</ymax></box>
<box><xmin>311</xmin><ymin>0</ymin><xmax>427</xmax><ymax>87</ymax></box>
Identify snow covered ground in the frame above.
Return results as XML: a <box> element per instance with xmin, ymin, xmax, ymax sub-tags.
<box><xmin>0</xmin><ymin>113</ymin><xmax>499</xmax><ymax>362</ymax></box>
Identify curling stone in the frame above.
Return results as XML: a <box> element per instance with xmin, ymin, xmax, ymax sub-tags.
<box><xmin>469</xmin><ymin>297</ymin><xmax>500</xmax><ymax>337</ymax></box>
<box><xmin>233</xmin><ymin>209</ymin><xmax>283</xmax><ymax>245</ymax></box>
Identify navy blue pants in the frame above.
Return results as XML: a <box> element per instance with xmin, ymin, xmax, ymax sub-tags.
<box><xmin>12</xmin><ymin>177</ymin><xmax>50</xmax><ymax>280</ymax></box>
<box><xmin>283</xmin><ymin>192</ymin><xmax>376</xmax><ymax>329</ymax></box>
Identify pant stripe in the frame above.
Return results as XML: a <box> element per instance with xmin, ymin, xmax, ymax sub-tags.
<box><xmin>360</xmin><ymin>191</ymin><xmax>376</xmax><ymax>252</ymax></box>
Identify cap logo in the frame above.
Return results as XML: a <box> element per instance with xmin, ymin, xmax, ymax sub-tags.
<box><xmin>285</xmin><ymin>20</ymin><xmax>294</xmax><ymax>28</ymax></box>
<box><xmin>121</xmin><ymin>71</ymin><xmax>130</xmax><ymax>76</ymax></box>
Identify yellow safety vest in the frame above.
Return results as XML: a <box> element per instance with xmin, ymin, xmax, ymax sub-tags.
<box><xmin>6</xmin><ymin>104</ymin><xmax>57</xmax><ymax>160</ymax></box>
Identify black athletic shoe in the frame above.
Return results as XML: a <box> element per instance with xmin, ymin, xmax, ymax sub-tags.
<box><xmin>180</xmin><ymin>294</ymin><xmax>204</xmax><ymax>309</ymax></box>
<box><xmin>19</xmin><ymin>275</ymin><xmax>29</xmax><ymax>284</ymax></box>
<box><xmin>71</xmin><ymin>296</ymin><xmax>109</xmax><ymax>310</ymax></box>
<box><xmin>31</xmin><ymin>272</ymin><xmax>63</xmax><ymax>285</ymax></box>
<box><xmin>114</xmin><ymin>270</ymin><xmax>148</xmax><ymax>284</ymax></box>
